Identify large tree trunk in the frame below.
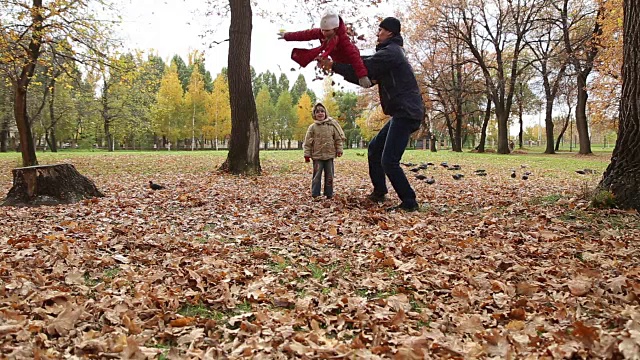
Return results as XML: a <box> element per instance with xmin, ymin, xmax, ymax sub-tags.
<box><xmin>2</xmin><ymin>164</ymin><xmax>104</xmax><ymax>206</ymax></box>
<box><xmin>599</xmin><ymin>0</ymin><xmax>640</xmax><ymax>211</ymax></box>
<box><xmin>15</xmin><ymin>86</ymin><xmax>38</xmax><ymax>166</ymax></box>
<box><xmin>575</xmin><ymin>71</ymin><xmax>593</xmax><ymax>154</ymax></box>
<box><xmin>219</xmin><ymin>0</ymin><xmax>261</xmax><ymax>174</ymax></box>
<box><xmin>496</xmin><ymin>110</ymin><xmax>509</xmax><ymax>154</ymax></box>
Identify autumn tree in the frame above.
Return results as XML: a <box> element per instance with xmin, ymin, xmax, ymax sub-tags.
<box><xmin>185</xmin><ymin>63</ymin><xmax>207</xmax><ymax>150</ymax></box>
<box><xmin>205</xmin><ymin>73</ymin><xmax>231</xmax><ymax>149</ymax></box>
<box><xmin>598</xmin><ymin>0</ymin><xmax>640</xmax><ymax>210</ymax></box>
<box><xmin>438</xmin><ymin>0</ymin><xmax>547</xmax><ymax>154</ymax></box>
<box><xmin>526</xmin><ymin>5</ymin><xmax>570</xmax><ymax>154</ymax></box>
<box><xmin>256</xmin><ymin>85</ymin><xmax>275</xmax><ymax>149</ymax></box>
<box><xmin>558</xmin><ymin>0</ymin><xmax>601</xmax><ymax>154</ymax></box>
<box><xmin>295</xmin><ymin>92</ymin><xmax>314</xmax><ymax>147</ymax></box>
<box><xmin>334</xmin><ymin>91</ymin><xmax>361</xmax><ymax>149</ymax></box>
<box><xmin>0</xmin><ymin>0</ymin><xmax>115</xmax><ymax>166</ymax></box>
<box><xmin>152</xmin><ymin>64</ymin><xmax>185</xmax><ymax>147</ymax></box>
<box><xmin>274</xmin><ymin>90</ymin><xmax>296</xmax><ymax>149</ymax></box>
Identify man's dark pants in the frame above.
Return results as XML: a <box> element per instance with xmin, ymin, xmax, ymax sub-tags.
<box><xmin>368</xmin><ymin>116</ymin><xmax>421</xmax><ymax>206</ymax></box>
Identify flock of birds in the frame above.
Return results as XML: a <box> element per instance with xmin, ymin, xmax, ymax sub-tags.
<box><xmin>146</xmin><ymin>163</ymin><xmax>597</xmax><ymax>190</ymax></box>
<box><xmin>400</xmin><ymin>161</ymin><xmax>597</xmax><ymax>185</ymax></box>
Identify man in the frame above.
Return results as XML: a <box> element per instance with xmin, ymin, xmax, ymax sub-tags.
<box><xmin>319</xmin><ymin>17</ymin><xmax>425</xmax><ymax>211</ymax></box>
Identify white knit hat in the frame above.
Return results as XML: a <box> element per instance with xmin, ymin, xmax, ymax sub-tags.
<box><xmin>320</xmin><ymin>9</ymin><xmax>339</xmax><ymax>30</ymax></box>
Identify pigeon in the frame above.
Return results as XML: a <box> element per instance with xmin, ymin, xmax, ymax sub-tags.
<box><xmin>149</xmin><ymin>181</ymin><xmax>165</xmax><ymax>190</ymax></box>
<box><xmin>427</xmin><ymin>162</ymin><xmax>435</xmax><ymax>166</ymax></box>
<box><xmin>575</xmin><ymin>170</ymin><xmax>586</xmax><ymax>175</ymax></box>
<box><xmin>418</xmin><ymin>163</ymin><xmax>429</xmax><ymax>170</ymax></box>
<box><xmin>410</xmin><ymin>167</ymin><xmax>420</xmax><ymax>172</ymax></box>
<box><xmin>510</xmin><ymin>171</ymin><xmax>516</xmax><ymax>178</ymax></box>
<box><xmin>474</xmin><ymin>169</ymin><xmax>486</xmax><ymax>173</ymax></box>
<box><xmin>476</xmin><ymin>172</ymin><xmax>487</xmax><ymax>176</ymax></box>
<box><xmin>402</xmin><ymin>162</ymin><xmax>416</xmax><ymax>167</ymax></box>
<box><xmin>440</xmin><ymin>162</ymin><xmax>449</xmax><ymax>168</ymax></box>
<box><xmin>426</xmin><ymin>177</ymin><xmax>436</xmax><ymax>184</ymax></box>
<box><xmin>522</xmin><ymin>175</ymin><xmax>529</xmax><ymax>180</ymax></box>
<box><xmin>452</xmin><ymin>174</ymin><xmax>464</xmax><ymax>180</ymax></box>
<box><xmin>576</xmin><ymin>168</ymin><xmax>595</xmax><ymax>174</ymax></box>
<box><xmin>415</xmin><ymin>174</ymin><xmax>427</xmax><ymax>180</ymax></box>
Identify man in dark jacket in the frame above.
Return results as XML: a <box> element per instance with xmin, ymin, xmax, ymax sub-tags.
<box><xmin>319</xmin><ymin>17</ymin><xmax>425</xmax><ymax>211</ymax></box>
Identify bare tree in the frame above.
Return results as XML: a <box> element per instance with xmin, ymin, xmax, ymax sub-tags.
<box><xmin>441</xmin><ymin>0</ymin><xmax>547</xmax><ymax>154</ymax></box>
<box><xmin>558</xmin><ymin>0</ymin><xmax>601</xmax><ymax>155</ymax></box>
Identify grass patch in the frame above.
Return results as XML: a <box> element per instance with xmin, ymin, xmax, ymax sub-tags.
<box><xmin>236</xmin><ymin>301</ymin><xmax>252</xmax><ymax>313</ymax></box>
<box><xmin>104</xmin><ymin>267</ymin><xmax>120</xmax><ymax>279</ymax></box>
<box><xmin>531</xmin><ymin>194</ymin><xmax>562</xmax><ymax>205</ymax></box>
<box><xmin>308</xmin><ymin>264</ymin><xmax>325</xmax><ymax>281</ymax></box>
<box><xmin>84</xmin><ymin>273</ymin><xmax>100</xmax><ymax>286</ymax></box>
<box><xmin>591</xmin><ymin>189</ymin><xmax>616</xmax><ymax>209</ymax></box>
<box><xmin>177</xmin><ymin>304</ymin><xmax>224</xmax><ymax>320</ymax></box>
<box><xmin>194</xmin><ymin>237</ymin><xmax>208</xmax><ymax>244</ymax></box>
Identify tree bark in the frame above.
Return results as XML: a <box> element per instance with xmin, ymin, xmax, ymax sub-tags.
<box><xmin>575</xmin><ymin>71</ymin><xmax>593</xmax><ymax>154</ymax></box>
<box><xmin>13</xmin><ymin>0</ymin><xmax>45</xmax><ymax>167</ymax></box>
<box><xmin>477</xmin><ymin>95</ymin><xmax>492</xmax><ymax>153</ymax></box>
<box><xmin>219</xmin><ymin>0</ymin><xmax>261</xmax><ymax>174</ymax></box>
<box><xmin>2</xmin><ymin>164</ymin><xmax>104</xmax><ymax>206</ymax></box>
<box><xmin>599</xmin><ymin>0</ymin><xmax>640</xmax><ymax>210</ymax></box>
<box><xmin>0</xmin><ymin>116</ymin><xmax>9</xmax><ymax>153</ymax></box>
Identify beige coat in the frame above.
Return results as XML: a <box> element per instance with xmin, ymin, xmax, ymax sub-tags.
<box><xmin>303</xmin><ymin>118</ymin><xmax>345</xmax><ymax>160</ymax></box>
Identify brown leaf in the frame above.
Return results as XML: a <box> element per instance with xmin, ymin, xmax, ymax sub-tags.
<box><xmin>568</xmin><ymin>279</ymin><xmax>591</xmax><ymax>296</ymax></box>
<box><xmin>169</xmin><ymin>317</ymin><xmax>195</xmax><ymax>327</ymax></box>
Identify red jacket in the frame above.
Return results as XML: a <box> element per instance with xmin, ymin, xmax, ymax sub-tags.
<box><xmin>284</xmin><ymin>18</ymin><xmax>368</xmax><ymax>78</ymax></box>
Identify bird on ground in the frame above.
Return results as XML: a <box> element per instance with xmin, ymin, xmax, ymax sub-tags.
<box><xmin>474</xmin><ymin>169</ymin><xmax>486</xmax><ymax>173</ymax></box>
<box><xmin>427</xmin><ymin>162</ymin><xmax>435</xmax><ymax>166</ymax></box>
<box><xmin>418</xmin><ymin>163</ymin><xmax>429</xmax><ymax>170</ymax></box>
<box><xmin>440</xmin><ymin>162</ymin><xmax>449</xmax><ymax>168</ymax></box>
<box><xmin>402</xmin><ymin>162</ymin><xmax>416</xmax><ymax>167</ymax></box>
<box><xmin>476</xmin><ymin>172</ymin><xmax>487</xmax><ymax>176</ymax></box>
<box><xmin>410</xmin><ymin>167</ymin><xmax>420</xmax><ymax>172</ymax></box>
<box><xmin>426</xmin><ymin>177</ymin><xmax>436</xmax><ymax>184</ymax></box>
<box><xmin>575</xmin><ymin>170</ymin><xmax>586</xmax><ymax>175</ymax></box>
<box><xmin>522</xmin><ymin>175</ymin><xmax>529</xmax><ymax>180</ymax></box>
<box><xmin>356</xmin><ymin>152</ymin><xmax>365</xmax><ymax>157</ymax></box>
<box><xmin>149</xmin><ymin>181</ymin><xmax>165</xmax><ymax>190</ymax></box>
<box><xmin>576</xmin><ymin>168</ymin><xmax>595</xmax><ymax>174</ymax></box>
<box><xmin>510</xmin><ymin>171</ymin><xmax>516</xmax><ymax>178</ymax></box>
<box><xmin>450</xmin><ymin>165</ymin><xmax>461</xmax><ymax>171</ymax></box>
<box><xmin>452</xmin><ymin>174</ymin><xmax>464</xmax><ymax>180</ymax></box>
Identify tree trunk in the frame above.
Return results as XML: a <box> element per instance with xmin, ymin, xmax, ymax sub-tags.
<box><xmin>15</xmin><ymin>86</ymin><xmax>38</xmax><ymax>166</ymax></box>
<box><xmin>0</xmin><ymin>116</ymin><xmax>9</xmax><ymax>153</ymax></box>
<box><xmin>518</xmin><ymin>103</ymin><xmax>524</xmax><ymax>149</ymax></box>
<box><xmin>496</xmin><ymin>110</ymin><xmax>509</xmax><ymax>154</ymax></box>
<box><xmin>575</xmin><ymin>71</ymin><xmax>593</xmax><ymax>154</ymax></box>
<box><xmin>544</xmin><ymin>99</ymin><xmax>556</xmax><ymax>154</ymax></box>
<box><xmin>220</xmin><ymin>0</ymin><xmax>261</xmax><ymax>174</ymax></box>
<box><xmin>48</xmin><ymin>79</ymin><xmax>58</xmax><ymax>153</ymax></box>
<box><xmin>2</xmin><ymin>163</ymin><xmax>104</xmax><ymax>206</ymax></box>
<box><xmin>599</xmin><ymin>0</ymin><xmax>640</xmax><ymax>210</ymax></box>
<box><xmin>555</xmin><ymin>109</ymin><xmax>571</xmax><ymax>151</ymax></box>
<box><xmin>477</xmin><ymin>96</ymin><xmax>492</xmax><ymax>153</ymax></box>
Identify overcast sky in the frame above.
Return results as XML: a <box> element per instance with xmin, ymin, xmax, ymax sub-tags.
<box><xmin>116</xmin><ymin>1</ymin><xmax>392</xmax><ymax>97</ymax></box>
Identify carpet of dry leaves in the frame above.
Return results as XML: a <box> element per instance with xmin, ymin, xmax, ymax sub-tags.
<box><xmin>0</xmin><ymin>151</ymin><xmax>639</xmax><ymax>359</ymax></box>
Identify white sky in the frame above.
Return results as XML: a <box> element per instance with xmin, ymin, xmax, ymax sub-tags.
<box><xmin>116</xmin><ymin>0</ymin><xmax>389</xmax><ymax>97</ymax></box>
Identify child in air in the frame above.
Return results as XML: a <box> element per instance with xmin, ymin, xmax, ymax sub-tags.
<box><xmin>278</xmin><ymin>9</ymin><xmax>372</xmax><ymax>88</ymax></box>
<box><xmin>303</xmin><ymin>103</ymin><xmax>346</xmax><ymax>199</ymax></box>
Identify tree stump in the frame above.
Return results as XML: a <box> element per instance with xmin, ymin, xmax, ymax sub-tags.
<box><xmin>2</xmin><ymin>164</ymin><xmax>104</xmax><ymax>206</ymax></box>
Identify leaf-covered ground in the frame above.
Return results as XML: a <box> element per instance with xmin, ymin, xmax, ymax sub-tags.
<box><xmin>1</xmin><ymin>150</ymin><xmax>638</xmax><ymax>359</ymax></box>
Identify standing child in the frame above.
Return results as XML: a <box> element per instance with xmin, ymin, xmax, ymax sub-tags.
<box><xmin>278</xmin><ymin>9</ymin><xmax>372</xmax><ymax>88</ymax></box>
<box><xmin>303</xmin><ymin>103</ymin><xmax>346</xmax><ymax>199</ymax></box>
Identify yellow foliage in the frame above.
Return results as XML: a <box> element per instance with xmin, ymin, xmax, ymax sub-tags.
<box><xmin>295</xmin><ymin>93</ymin><xmax>314</xmax><ymax>140</ymax></box>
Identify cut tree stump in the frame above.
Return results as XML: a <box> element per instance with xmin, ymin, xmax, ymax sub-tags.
<box><xmin>2</xmin><ymin>163</ymin><xmax>104</xmax><ymax>206</ymax></box>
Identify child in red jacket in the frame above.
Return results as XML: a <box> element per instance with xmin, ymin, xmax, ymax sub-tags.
<box><xmin>278</xmin><ymin>9</ymin><xmax>372</xmax><ymax>88</ymax></box>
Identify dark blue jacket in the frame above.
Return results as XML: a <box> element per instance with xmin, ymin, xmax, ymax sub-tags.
<box><xmin>333</xmin><ymin>35</ymin><xmax>425</xmax><ymax>121</ymax></box>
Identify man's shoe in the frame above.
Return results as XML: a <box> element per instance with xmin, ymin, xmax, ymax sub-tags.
<box><xmin>367</xmin><ymin>192</ymin><xmax>387</xmax><ymax>202</ymax></box>
<box><xmin>386</xmin><ymin>202</ymin><xmax>419</xmax><ymax>212</ymax></box>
